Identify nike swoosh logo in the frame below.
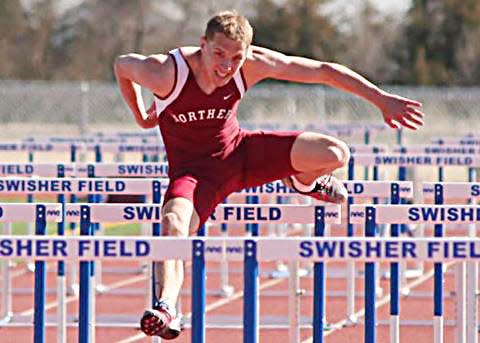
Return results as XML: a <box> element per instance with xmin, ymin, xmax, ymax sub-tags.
<box><xmin>223</xmin><ymin>93</ymin><xmax>233</xmax><ymax>100</ymax></box>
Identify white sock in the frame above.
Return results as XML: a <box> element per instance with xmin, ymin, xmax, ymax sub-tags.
<box><xmin>290</xmin><ymin>175</ymin><xmax>316</xmax><ymax>192</ymax></box>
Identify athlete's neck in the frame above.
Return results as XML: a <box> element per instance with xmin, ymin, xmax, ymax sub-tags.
<box><xmin>189</xmin><ymin>50</ymin><xmax>218</xmax><ymax>95</ymax></box>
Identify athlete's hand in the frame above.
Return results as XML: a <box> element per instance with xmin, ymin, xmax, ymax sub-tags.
<box><xmin>377</xmin><ymin>92</ymin><xmax>424</xmax><ymax>130</ymax></box>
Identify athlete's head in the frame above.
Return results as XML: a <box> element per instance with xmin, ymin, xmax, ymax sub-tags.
<box><xmin>201</xmin><ymin>11</ymin><xmax>253</xmax><ymax>86</ymax></box>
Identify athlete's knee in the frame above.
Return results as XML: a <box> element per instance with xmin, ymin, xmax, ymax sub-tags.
<box><xmin>316</xmin><ymin>138</ymin><xmax>350</xmax><ymax>169</ymax></box>
<box><xmin>162</xmin><ymin>212</ymin><xmax>189</xmax><ymax>237</ymax></box>
<box><xmin>329</xmin><ymin>141</ymin><xmax>350</xmax><ymax>169</ymax></box>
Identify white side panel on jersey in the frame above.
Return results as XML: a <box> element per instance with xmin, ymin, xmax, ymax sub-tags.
<box><xmin>154</xmin><ymin>48</ymin><xmax>189</xmax><ymax>117</ymax></box>
<box><xmin>233</xmin><ymin>70</ymin><xmax>246</xmax><ymax>98</ymax></box>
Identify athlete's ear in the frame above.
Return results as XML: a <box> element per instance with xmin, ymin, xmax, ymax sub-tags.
<box><xmin>200</xmin><ymin>36</ymin><xmax>208</xmax><ymax>51</ymax></box>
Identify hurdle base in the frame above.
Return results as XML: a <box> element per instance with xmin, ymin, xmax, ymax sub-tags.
<box><xmin>381</xmin><ymin>268</ymin><xmax>424</xmax><ymax>280</ymax></box>
<box><xmin>26</xmin><ymin>262</ymin><xmax>36</xmax><ymax>273</ymax></box>
<box><xmin>217</xmin><ymin>285</ymin><xmax>235</xmax><ymax>298</ymax></box>
<box><xmin>96</xmin><ymin>283</ymin><xmax>109</xmax><ymax>294</ymax></box>
<box><xmin>268</xmin><ymin>268</ymin><xmax>309</xmax><ymax>279</ymax></box>
<box><xmin>345</xmin><ymin>315</ymin><xmax>358</xmax><ymax>326</ymax></box>
<box><xmin>67</xmin><ymin>284</ymin><xmax>79</xmax><ymax>296</ymax></box>
<box><xmin>0</xmin><ymin>313</ymin><xmax>13</xmax><ymax>325</ymax></box>
<box><xmin>401</xmin><ymin>287</ymin><xmax>412</xmax><ymax>296</ymax></box>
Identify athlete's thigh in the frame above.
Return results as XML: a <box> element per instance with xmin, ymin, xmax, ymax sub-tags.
<box><xmin>241</xmin><ymin>130</ymin><xmax>302</xmax><ymax>188</ymax></box>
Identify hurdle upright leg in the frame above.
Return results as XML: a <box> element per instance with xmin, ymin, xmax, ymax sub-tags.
<box><xmin>192</xmin><ymin>237</ymin><xmax>206</xmax><ymax>343</ymax></box>
<box><xmin>364</xmin><ymin>206</ymin><xmax>376</xmax><ymax>343</ymax></box>
<box><xmin>244</xmin><ymin>239</ymin><xmax>259</xmax><ymax>343</ymax></box>
<box><xmin>433</xmin><ymin>184</ymin><xmax>444</xmax><ymax>343</ymax></box>
<box><xmin>346</xmin><ymin>157</ymin><xmax>357</xmax><ymax>324</ymax></box>
<box><xmin>57</xmin><ymin>190</ymin><xmax>67</xmax><ymax>343</ymax></box>
<box><xmin>0</xmin><ymin>222</ymin><xmax>13</xmax><ymax>324</ymax></box>
<box><xmin>389</xmin><ymin>183</ymin><xmax>401</xmax><ymax>343</ymax></box>
<box><xmin>288</xmin><ymin>261</ymin><xmax>300</xmax><ymax>343</ymax></box>
<box><xmin>269</xmin><ymin>196</ymin><xmax>289</xmax><ymax>278</ymax></box>
<box><xmin>219</xmin><ymin>199</ymin><xmax>234</xmax><ymax>297</ymax></box>
<box><xmin>34</xmin><ymin>205</ymin><xmax>47</xmax><ymax>343</ymax></box>
<box><xmin>151</xmin><ymin>180</ymin><xmax>162</xmax><ymax>343</ymax></box>
<box><xmin>79</xmin><ymin>205</ymin><xmax>93</xmax><ymax>343</ymax></box>
<box><xmin>455</xmin><ymin>262</ymin><xmax>467</xmax><ymax>343</ymax></box>
<box><xmin>26</xmin><ymin>151</ymin><xmax>35</xmax><ymax>273</ymax></box>
<box><xmin>466</xmin><ymin>168</ymin><xmax>478</xmax><ymax>343</ymax></box>
<box><xmin>313</xmin><ymin>206</ymin><xmax>326</xmax><ymax>343</ymax></box>
<box><xmin>67</xmin><ymin>144</ymin><xmax>79</xmax><ymax>296</ymax></box>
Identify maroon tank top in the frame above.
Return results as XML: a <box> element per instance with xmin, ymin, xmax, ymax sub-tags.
<box><xmin>154</xmin><ymin>48</ymin><xmax>248</xmax><ymax>175</ymax></box>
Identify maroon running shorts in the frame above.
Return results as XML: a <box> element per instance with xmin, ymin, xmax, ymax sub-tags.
<box><xmin>163</xmin><ymin>130</ymin><xmax>302</xmax><ymax>229</ymax></box>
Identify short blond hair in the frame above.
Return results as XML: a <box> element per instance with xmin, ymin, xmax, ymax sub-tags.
<box><xmin>205</xmin><ymin>11</ymin><xmax>253</xmax><ymax>45</ymax></box>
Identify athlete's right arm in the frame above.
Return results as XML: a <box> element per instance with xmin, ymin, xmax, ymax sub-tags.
<box><xmin>114</xmin><ymin>53</ymin><xmax>174</xmax><ymax>129</ymax></box>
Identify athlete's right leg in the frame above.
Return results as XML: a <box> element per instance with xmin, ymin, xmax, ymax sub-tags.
<box><xmin>141</xmin><ymin>174</ymin><xmax>220</xmax><ymax>338</ymax></box>
<box><xmin>141</xmin><ymin>197</ymin><xmax>199</xmax><ymax>338</ymax></box>
<box><xmin>156</xmin><ymin>197</ymin><xmax>200</xmax><ymax>306</ymax></box>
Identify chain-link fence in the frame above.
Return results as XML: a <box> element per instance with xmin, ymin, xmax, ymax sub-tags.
<box><xmin>1</xmin><ymin>80</ymin><xmax>479</xmax><ymax>144</ymax></box>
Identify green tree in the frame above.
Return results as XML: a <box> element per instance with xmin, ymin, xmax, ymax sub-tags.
<box><xmin>251</xmin><ymin>0</ymin><xmax>342</xmax><ymax>60</ymax></box>
<box><xmin>0</xmin><ymin>0</ymin><xmax>28</xmax><ymax>78</ymax></box>
<box><xmin>394</xmin><ymin>0</ymin><xmax>480</xmax><ymax>85</ymax></box>
<box><xmin>49</xmin><ymin>0</ymin><xmax>153</xmax><ymax>80</ymax></box>
<box><xmin>339</xmin><ymin>1</ymin><xmax>402</xmax><ymax>83</ymax></box>
<box><xmin>0</xmin><ymin>0</ymin><xmax>57</xmax><ymax>79</ymax></box>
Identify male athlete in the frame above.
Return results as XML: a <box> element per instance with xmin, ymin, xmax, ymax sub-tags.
<box><xmin>114</xmin><ymin>11</ymin><xmax>424</xmax><ymax>339</ymax></box>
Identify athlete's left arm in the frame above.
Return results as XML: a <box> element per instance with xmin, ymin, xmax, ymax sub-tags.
<box><xmin>243</xmin><ymin>46</ymin><xmax>424</xmax><ymax>130</ymax></box>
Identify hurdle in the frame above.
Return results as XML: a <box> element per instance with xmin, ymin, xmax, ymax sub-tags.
<box><xmin>0</xmin><ymin>142</ymin><xmax>75</xmax><ymax>261</ymax></box>
<box><xmin>0</xmin><ymin>160</ymin><xmax>169</xmax><ymax>287</ymax></box>
<box><xmin>4</xmin><ymin>202</ymin><xmax>480</xmax><ymax>342</ymax></box>
<box><xmin>432</xmin><ymin>136</ymin><xmax>480</xmax><ymax>146</ymax></box>
<box><xmin>0</xmin><ymin>200</ymin><xmax>341</xmax><ymax>343</ymax></box>
<box><xmin>0</xmin><ymin>166</ymin><xmax>415</xmax><ymax>315</ymax></box>
<box><xmin>422</xmin><ymin>182</ymin><xmax>480</xmax><ymax>343</ymax></box>
<box><xmin>350</xmin><ymin>203</ymin><xmax>480</xmax><ymax>343</ymax></box>
<box><xmin>0</xmin><ymin>178</ymin><xmax>167</xmax><ymax>343</ymax></box>
<box><xmin>0</xmin><ymin>203</ymin><xmax>62</xmax><ymax>343</ymax></box>
<box><xmin>343</xmin><ymin>179</ymin><xmax>413</xmax><ymax>324</ymax></box>
<box><xmin>237</xmin><ymin>178</ymin><xmax>413</xmax><ymax>335</ymax></box>
<box><xmin>353</xmin><ymin>152</ymin><xmax>480</xmax><ymax>276</ymax></box>
<box><xmin>0</xmin><ymin>177</ymin><xmax>333</xmax><ymax>333</ymax></box>
<box><xmin>0</xmin><ymin>161</ymin><xmax>170</xmax><ymax>178</ymax></box>
<box><xmin>71</xmin><ymin>202</ymin><xmax>341</xmax><ymax>343</ymax></box>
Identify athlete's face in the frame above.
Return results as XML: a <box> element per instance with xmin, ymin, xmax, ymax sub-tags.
<box><xmin>201</xmin><ymin>33</ymin><xmax>248</xmax><ymax>87</ymax></box>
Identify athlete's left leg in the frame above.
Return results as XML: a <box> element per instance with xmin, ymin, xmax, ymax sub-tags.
<box><xmin>289</xmin><ymin>131</ymin><xmax>350</xmax><ymax>181</ymax></box>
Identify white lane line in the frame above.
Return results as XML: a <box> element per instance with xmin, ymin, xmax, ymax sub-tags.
<box><xmin>301</xmin><ymin>261</ymin><xmax>456</xmax><ymax>343</ymax></box>
<box><xmin>116</xmin><ymin>277</ymin><xmax>285</xmax><ymax>343</ymax></box>
<box><xmin>19</xmin><ymin>273</ymin><xmax>148</xmax><ymax>316</ymax></box>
